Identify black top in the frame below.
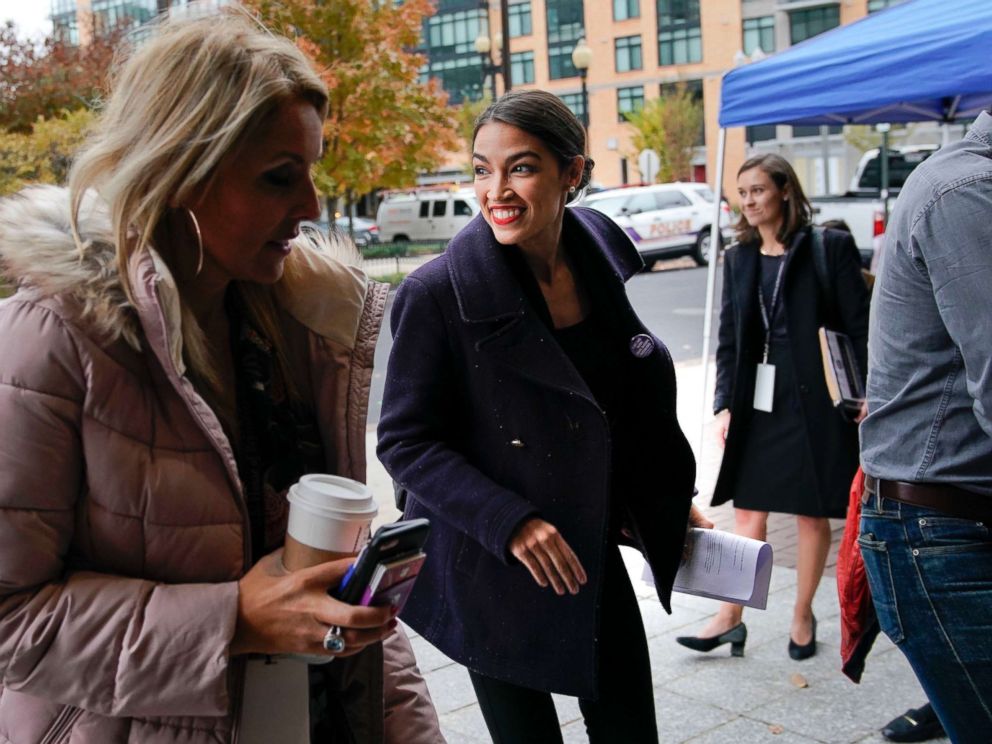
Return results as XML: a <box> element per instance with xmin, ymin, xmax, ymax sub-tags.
<box><xmin>759</xmin><ymin>253</ymin><xmax>789</xmax><ymax>344</ymax></box>
<box><xmin>227</xmin><ymin>289</ymin><xmax>324</xmax><ymax>563</ymax></box>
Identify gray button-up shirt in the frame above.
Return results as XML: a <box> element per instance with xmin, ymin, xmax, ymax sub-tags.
<box><xmin>861</xmin><ymin>112</ymin><xmax>992</xmax><ymax>495</ymax></box>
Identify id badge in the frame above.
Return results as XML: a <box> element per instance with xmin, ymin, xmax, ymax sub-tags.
<box><xmin>753</xmin><ymin>363</ymin><xmax>776</xmax><ymax>412</ymax></box>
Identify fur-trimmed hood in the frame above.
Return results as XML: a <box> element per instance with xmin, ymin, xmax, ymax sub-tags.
<box><xmin>0</xmin><ymin>185</ymin><xmax>142</xmax><ymax>349</ymax></box>
<box><xmin>0</xmin><ymin>185</ymin><xmax>370</xmax><ymax>358</ymax></box>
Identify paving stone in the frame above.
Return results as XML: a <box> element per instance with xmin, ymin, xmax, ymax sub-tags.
<box><xmin>656</xmin><ymin>688</ymin><xmax>737</xmax><ymax>742</ymax></box>
<box><xmin>423</xmin><ymin>664</ymin><xmax>478</xmax><ymax>716</ymax></box>
<box><xmin>682</xmin><ymin>716</ymin><xmax>815</xmax><ymax>743</ymax></box>
<box><xmin>408</xmin><ymin>632</ymin><xmax>458</xmax><ymax>674</ymax></box>
<box><xmin>438</xmin><ymin>703</ymin><xmax>491</xmax><ymax>743</ymax></box>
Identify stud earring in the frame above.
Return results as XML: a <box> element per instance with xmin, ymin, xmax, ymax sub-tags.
<box><xmin>569</xmin><ymin>186</ymin><xmax>576</xmax><ymax>194</ymax></box>
<box><xmin>185</xmin><ymin>207</ymin><xmax>204</xmax><ymax>277</ymax></box>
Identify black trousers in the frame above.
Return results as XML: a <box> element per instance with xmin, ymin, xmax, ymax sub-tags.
<box><xmin>468</xmin><ymin>545</ymin><xmax>657</xmax><ymax>743</ymax></box>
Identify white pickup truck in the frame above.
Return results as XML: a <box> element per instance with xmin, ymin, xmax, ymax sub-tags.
<box><xmin>811</xmin><ymin>144</ymin><xmax>937</xmax><ymax>265</ymax></box>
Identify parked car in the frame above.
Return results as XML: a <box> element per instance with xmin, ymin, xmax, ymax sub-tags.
<box><xmin>811</xmin><ymin>144</ymin><xmax>938</xmax><ymax>265</ymax></box>
<box><xmin>304</xmin><ymin>216</ymin><xmax>380</xmax><ymax>248</ymax></box>
<box><xmin>334</xmin><ymin>216</ymin><xmax>379</xmax><ymax>247</ymax></box>
<box><xmin>579</xmin><ymin>182</ymin><xmax>732</xmax><ymax>267</ymax></box>
<box><xmin>376</xmin><ymin>188</ymin><xmax>479</xmax><ymax>243</ymax></box>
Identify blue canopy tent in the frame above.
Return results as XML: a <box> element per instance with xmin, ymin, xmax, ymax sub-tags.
<box><xmin>697</xmin><ymin>0</ymin><xmax>992</xmax><ymax>448</ymax></box>
<box><xmin>720</xmin><ymin>0</ymin><xmax>992</xmax><ymax>128</ymax></box>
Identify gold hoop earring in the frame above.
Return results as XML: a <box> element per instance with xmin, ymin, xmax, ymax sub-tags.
<box><xmin>185</xmin><ymin>207</ymin><xmax>204</xmax><ymax>277</ymax></box>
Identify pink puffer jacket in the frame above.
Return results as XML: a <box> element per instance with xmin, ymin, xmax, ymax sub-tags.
<box><xmin>0</xmin><ymin>187</ymin><xmax>438</xmax><ymax>743</ymax></box>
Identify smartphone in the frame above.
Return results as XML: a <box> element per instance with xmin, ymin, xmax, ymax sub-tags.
<box><xmin>333</xmin><ymin>518</ymin><xmax>431</xmax><ymax>608</ymax></box>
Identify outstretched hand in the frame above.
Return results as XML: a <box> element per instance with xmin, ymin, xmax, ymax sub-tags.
<box><xmin>231</xmin><ymin>551</ymin><xmax>396</xmax><ymax>659</ymax></box>
<box><xmin>509</xmin><ymin>518</ymin><xmax>588</xmax><ymax>596</ymax></box>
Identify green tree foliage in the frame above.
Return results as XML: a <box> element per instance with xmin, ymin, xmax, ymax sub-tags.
<box><xmin>246</xmin><ymin>0</ymin><xmax>458</xmax><ymax>207</ymax></box>
<box><xmin>0</xmin><ymin>108</ymin><xmax>95</xmax><ymax>196</ymax></box>
<box><xmin>624</xmin><ymin>84</ymin><xmax>703</xmax><ymax>183</ymax></box>
<box><xmin>455</xmin><ymin>94</ymin><xmax>491</xmax><ymax>175</ymax></box>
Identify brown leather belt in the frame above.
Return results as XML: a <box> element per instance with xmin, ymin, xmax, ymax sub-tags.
<box><xmin>865</xmin><ymin>474</ymin><xmax>992</xmax><ymax>523</ymax></box>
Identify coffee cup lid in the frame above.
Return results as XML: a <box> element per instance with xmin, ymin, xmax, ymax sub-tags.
<box><xmin>289</xmin><ymin>474</ymin><xmax>378</xmax><ymax>517</ymax></box>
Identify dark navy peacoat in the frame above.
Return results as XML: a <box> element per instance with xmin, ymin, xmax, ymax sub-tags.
<box><xmin>376</xmin><ymin>207</ymin><xmax>695</xmax><ymax>698</ymax></box>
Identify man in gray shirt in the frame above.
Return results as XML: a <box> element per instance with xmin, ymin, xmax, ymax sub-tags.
<box><xmin>860</xmin><ymin>109</ymin><xmax>992</xmax><ymax>743</ymax></box>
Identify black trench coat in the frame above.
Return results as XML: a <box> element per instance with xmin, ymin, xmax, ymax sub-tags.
<box><xmin>377</xmin><ymin>208</ymin><xmax>695</xmax><ymax>698</ymax></box>
<box><xmin>711</xmin><ymin>226</ymin><xmax>869</xmax><ymax>514</ymax></box>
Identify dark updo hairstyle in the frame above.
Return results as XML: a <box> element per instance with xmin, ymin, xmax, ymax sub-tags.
<box><xmin>734</xmin><ymin>153</ymin><xmax>813</xmax><ymax>245</ymax></box>
<box><xmin>473</xmin><ymin>89</ymin><xmax>594</xmax><ymax>203</ymax></box>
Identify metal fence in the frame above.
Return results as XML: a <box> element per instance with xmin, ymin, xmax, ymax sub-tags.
<box><xmin>359</xmin><ymin>241</ymin><xmax>445</xmax><ymax>278</ymax></box>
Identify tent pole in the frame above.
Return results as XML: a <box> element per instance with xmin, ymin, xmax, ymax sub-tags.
<box><xmin>699</xmin><ymin>127</ymin><xmax>727</xmax><ymax>457</ymax></box>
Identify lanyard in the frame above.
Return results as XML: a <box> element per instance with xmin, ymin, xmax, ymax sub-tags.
<box><xmin>757</xmin><ymin>257</ymin><xmax>786</xmax><ymax>363</ymax></box>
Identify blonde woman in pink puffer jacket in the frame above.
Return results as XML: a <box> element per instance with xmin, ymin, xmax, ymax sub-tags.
<box><xmin>0</xmin><ymin>7</ymin><xmax>441</xmax><ymax>744</ymax></box>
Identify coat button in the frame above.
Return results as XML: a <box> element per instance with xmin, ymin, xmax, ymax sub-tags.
<box><xmin>799</xmin><ymin>384</ymin><xmax>809</xmax><ymax>393</ymax></box>
<box><xmin>510</xmin><ymin>439</ymin><xmax>526</xmax><ymax>448</ymax></box>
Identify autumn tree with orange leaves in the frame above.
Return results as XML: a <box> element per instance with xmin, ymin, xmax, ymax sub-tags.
<box><xmin>0</xmin><ymin>19</ymin><xmax>120</xmax><ymax>134</ymax></box>
<box><xmin>246</xmin><ymin>0</ymin><xmax>457</xmax><ymax>210</ymax></box>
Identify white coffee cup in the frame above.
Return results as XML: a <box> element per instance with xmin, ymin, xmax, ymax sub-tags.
<box><xmin>283</xmin><ymin>474</ymin><xmax>378</xmax><ymax>572</ymax></box>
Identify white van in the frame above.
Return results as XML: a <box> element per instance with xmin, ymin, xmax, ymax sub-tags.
<box><xmin>376</xmin><ymin>188</ymin><xmax>479</xmax><ymax>243</ymax></box>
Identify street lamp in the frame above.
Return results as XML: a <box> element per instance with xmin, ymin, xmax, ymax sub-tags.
<box><xmin>474</xmin><ymin>31</ymin><xmax>502</xmax><ymax>100</ymax></box>
<box><xmin>571</xmin><ymin>38</ymin><xmax>592</xmax><ymax>129</ymax></box>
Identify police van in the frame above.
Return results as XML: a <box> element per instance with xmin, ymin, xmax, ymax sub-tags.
<box><xmin>580</xmin><ymin>182</ymin><xmax>732</xmax><ymax>267</ymax></box>
<box><xmin>376</xmin><ymin>187</ymin><xmax>480</xmax><ymax>243</ymax></box>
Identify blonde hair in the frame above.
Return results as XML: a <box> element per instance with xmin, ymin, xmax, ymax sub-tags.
<box><xmin>68</xmin><ymin>5</ymin><xmax>328</xmax><ymax>420</ymax></box>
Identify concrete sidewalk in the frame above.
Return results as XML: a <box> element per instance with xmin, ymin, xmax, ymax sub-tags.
<box><xmin>364</xmin><ymin>360</ymin><xmax>936</xmax><ymax>743</ymax></box>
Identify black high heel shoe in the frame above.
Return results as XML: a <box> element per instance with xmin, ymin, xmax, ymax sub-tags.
<box><xmin>676</xmin><ymin>623</ymin><xmax>747</xmax><ymax>657</ymax></box>
<box><xmin>788</xmin><ymin>615</ymin><xmax>817</xmax><ymax>660</ymax></box>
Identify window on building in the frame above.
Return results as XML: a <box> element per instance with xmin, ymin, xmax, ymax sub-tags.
<box><xmin>509</xmin><ymin>1</ymin><xmax>532</xmax><ymax>37</ymax></box>
<box><xmin>617</xmin><ymin>86</ymin><xmax>645</xmax><ymax>122</ymax></box>
<box><xmin>742</xmin><ymin>16</ymin><xmax>775</xmax><ymax>56</ymax></box>
<box><xmin>793</xmin><ymin>124</ymin><xmax>843</xmax><ymax>137</ymax></box>
<box><xmin>89</xmin><ymin>0</ymin><xmax>158</xmax><ymax>34</ymax></box>
<box><xmin>657</xmin><ymin>0</ymin><xmax>702</xmax><ymax>66</ymax></box>
<box><xmin>789</xmin><ymin>6</ymin><xmax>840</xmax><ymax>45</ymax></box>
<box><xmin>746</xmin><ymin>125</ymin><xmax>777</xmax><ymax>143</ymax></box>
<box><xmin>419</xmin><ymin>56</ymin><xmax>485</xmax><ymax>105</ymax></box>
<box><xmin>546</xmin><ymin>0</ymin><xmax>586</xmax><ymax>79</ymax></box>
<box><xmin>511</xmin><ymin>51</ymin><xmax>536</xmax><ymax>85</ymax></box>
<box><xmin>868</xmin><ymin>0</ymin><xmax>906</xmax><ymax>11</ymax></box>
<box><xmin>660</xmin><ymin>79</ymin><xmax>704</xmax><ymax>144</ymax></box>
<box><xmin>614</xmin><ymin>0</ymin><xmax>639</xmax><ymax>21</ymax></box>
<box><xmin>420</xmin><ymin>6</ymin><xmax>489</xmax><ymax>104</ymax></box>
<box><xmin>559</xmin><ymin>93</ymin><xmax>586</xmax><ymax>122</ymax></box>
<box><xmin>426</xmin><ymin>8</ymin><xmax>488</xmax><ymax>56</ymax></box>
<box><xmin>615</xmin><ymin>36</ymin><xmax>643</xmax><ymax>72</ymax></box>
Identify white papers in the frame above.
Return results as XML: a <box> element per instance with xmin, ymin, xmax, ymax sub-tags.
<box><xmin>642</xmin><ymin>529</ymin><xmax>773</xmax><ymax>610</ymax></box>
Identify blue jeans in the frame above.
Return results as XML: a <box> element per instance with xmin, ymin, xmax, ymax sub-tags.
<box><xmin>860</xmin><ymin>490</ymin><xmax>992</xmax><ymax>743</ymax></box>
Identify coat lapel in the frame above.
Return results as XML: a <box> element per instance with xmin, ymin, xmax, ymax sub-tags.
<box><xmin>445</xmin><ymin>209</ymin><xmax>633</xmax><ymax>406</ymax></box>
<box><xmin>732</xmin><ymin>241</ymin><xmax>760</xmax><ymax>332</ymax></box>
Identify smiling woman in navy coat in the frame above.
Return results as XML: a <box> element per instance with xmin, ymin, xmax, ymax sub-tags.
<box><xmin>377</xmin><ymin>90</ymin><xmax>701</xmax><ymax>744</ymax></box>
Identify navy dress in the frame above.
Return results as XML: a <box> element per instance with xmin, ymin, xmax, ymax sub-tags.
<box><xmin>732</xmin><ymin>253</ymin><xmax>825</xmax><ymax>517</ymax></box>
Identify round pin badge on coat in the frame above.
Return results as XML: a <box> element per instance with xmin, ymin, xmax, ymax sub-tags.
<box><xmin>629</xmin><ymin>333</ymin><xmax>655</xmax><ymax>358</ymax></box>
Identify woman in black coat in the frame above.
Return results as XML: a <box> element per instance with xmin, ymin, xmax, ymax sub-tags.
<box><xmin>377</xmin><ymin>90</ymin><xmax>704</xmax><ymax>743</ymax></box>
<box><xmin>676</xmin><ymin>154</ymin><xmax>869</xmax><ymax>661</ymax></box>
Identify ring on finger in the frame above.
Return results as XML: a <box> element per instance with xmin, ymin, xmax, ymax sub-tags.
<box><xmin>323</xmin><ymin>626</ymin><xmax>346</xmax><ymax>653</ymax></box>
